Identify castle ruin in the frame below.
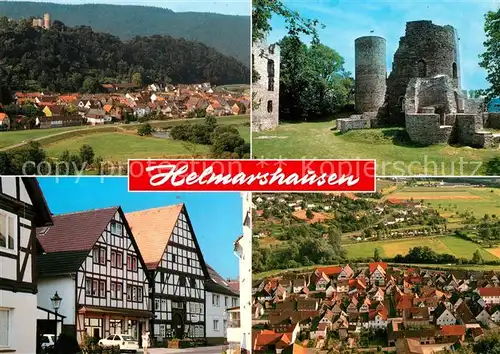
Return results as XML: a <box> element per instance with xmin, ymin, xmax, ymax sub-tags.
<box><xmin>252</xmin><ymin>40</ymin><xmax>280</xmax><ymax>132</ymax></box>
<box><xmin>338</xmin><ymin>20</ymin><xmax>500</xmax><ymax>148</ymax></box>
<box><xmin>32</xmin><ymin>13</ymin><xmax>51</xmax><ymax>29</ymax></box>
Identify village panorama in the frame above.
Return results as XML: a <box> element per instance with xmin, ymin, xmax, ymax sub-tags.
<box><xmin>252</xmin><ymin>179</ymin><xmax>500</xmax><ymax>353</ymax></box>
<box><xmin>0</xmin><ymin>12</ymin><xmax>251</xmax><ymax>175</ymax></box>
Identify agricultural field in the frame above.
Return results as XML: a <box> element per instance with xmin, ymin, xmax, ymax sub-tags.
<box><xmin>383</xmin><ymin>184</ymin><xmax>500</xmax><ymax>218</ymax></box>
<box><xmin>344</xmin><ymin>235</ymin><xmax>498</xmax><ymax>261</ymax></box>
<box><xmin>3</xmin><ymin>115</ymin><xmax>249</xmax><ymax>161</ymax></box>
<box><xmin>252</xmin><ymin>121</ymin><xmax>498</xmax><ymax>175</ymax></box>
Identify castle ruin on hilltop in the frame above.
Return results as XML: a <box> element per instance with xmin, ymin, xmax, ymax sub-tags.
<box><xmin>337</xmin><ymin>20</ymin><xmax>500</xmax><ymax>148</ymax></box>
<box><xmin>32</xmin><ymin>13</ymin><xmax>51</xmax><ymax>29</ymax></box>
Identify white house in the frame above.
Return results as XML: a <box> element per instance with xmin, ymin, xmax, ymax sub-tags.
<box><xmin>205</xmin><ymin>265</ymin><xmax>239</xmax><ymax>345</ymax></box>
<box><xmin>36</xmin><ymin>206</ymin><xmax>151</xmax><ymax>343</ymax></box>
<box><xmin>0</xmin><ymin>177</ymin><xmax>53</xmax><ymax>353</ymax></box>
<box><xmin>477</xmin><ymin>288</ymin><xmax>500</xmax><ymax>305</ymax></box>
<box><xmin>434</xmin><ymin>305</ymin><xmax>457</xmax><ymax>326</ymax></box>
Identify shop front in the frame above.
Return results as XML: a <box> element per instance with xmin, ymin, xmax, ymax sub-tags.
<box><xmin>76</xmin><ymin>306</ymin><xmax>152</xmax><ymax>344</ymax></box>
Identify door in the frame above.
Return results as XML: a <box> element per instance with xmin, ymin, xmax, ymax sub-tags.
<box><xmin>138</xmin><ymin>323</ymin><xmax>143</xmax><ymax>347</ymax></box>
<box><xmin>172</xmin><ymin>313</ymin><xmax>184</xmax><ymax>339</ymax></box>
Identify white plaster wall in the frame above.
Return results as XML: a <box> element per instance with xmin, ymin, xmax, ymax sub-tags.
<box><xmin>37</xmin><ymin>277</ymin><xmax>76</xmax><ymax>325</ymax></box>
<box><xmin>0</xmin><ymin>290</ymin><xmax>37</xmax><ymax>354</ymax></box>
<box><xmin>206</xmin><ymin>292</ymin><xmax>226</xmax><ymax>338</ymax></box>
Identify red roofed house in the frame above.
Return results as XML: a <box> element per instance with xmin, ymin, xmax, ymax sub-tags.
<box><xmin>36</xmin><ymin>206</ymin><xmax>152</xmax><ymax>344</ymax></box>
<box><xmin>440</xmin><ymin>324</ymin><xmax>466</xmax><ymax>342</ymax></box>
<box><xmin>126</xmin><ymin>204</ymin><xmax>210</xmax><ymax>342</ymax></box>
<box><xmin>477</xmin><ymin>287</ymin><xmax>500</xmax><ymax>305</ymax></box>
<box><xmin>0</xmin><ymin>112</ymin><xmax>10</xmax><ymax>130</ymax></box>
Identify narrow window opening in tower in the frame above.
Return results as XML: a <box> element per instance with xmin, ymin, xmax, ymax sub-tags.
<box><xmin>267</xmin><ymin>59</ymin><xmax>275</xmax><ymax>91</ymax></box>
<box><xmin>267</xmin><ymin>100</ymin><xmax>273</xmax><ymax>113</ymax></box>
<box><xmin>417</xmin><ymin>59</ymin><xmax>427</xmax><ymax>77</ymax></box>
<box><xmin>452</xmin><ymin>62</ymin><xmax>457</xmax><ymax>79</ymax></box>
<box><xmin>399</xmin><ymin>96</ymin><xmax>405</xmax><ymax>113</ymax></box>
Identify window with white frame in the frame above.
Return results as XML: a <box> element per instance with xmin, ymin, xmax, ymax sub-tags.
<box><xmin>212</xmin><ymin>294</ymin><xmax>220</xmax><ymax>307</ymax></box>
<box><xmin>213</xmin><ymin>320</ymin><xmax>219</xmax><ymax>331</ymax></box>
<box><xmin>0</xmin><ymin>309</ymin><xmax>9</xmax><ymax>348</ymax></box>
<box><xmin>110</xmin><ymin>221</ymin><xmax>122</xmax><ymax>235</ymax></box>
<box><xmin>0</xmin><ymin>213</ymin><xmax>16</xmax><ymax>251</ymax></box>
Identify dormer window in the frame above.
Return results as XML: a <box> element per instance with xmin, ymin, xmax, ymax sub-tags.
<box><xmin>110</xmin><ymin>221</ymin><xmax>122</xmax><ymax>236</ymax></box>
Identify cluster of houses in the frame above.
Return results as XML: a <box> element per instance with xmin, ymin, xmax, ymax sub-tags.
<box><xmin>0</xmin><ymin>82</ymin><xmax>249</xmax><ymax>130</ymax></box>
<box><xmin>0</xmin><ymin>177</ymin><xmax>241</xmax><ymax>353</ymax></box>
<box><xmin>251</xmin><ymin>262</ymin><xmax>500</xmax><ymax>353</ymax></box>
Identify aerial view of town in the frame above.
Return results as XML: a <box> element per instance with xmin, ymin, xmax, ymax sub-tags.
<box><xmin>0</xmin><ymin>1</ymin><xmax>250</xmax><ymax>175</ymax></box>
<box><xmin>252</xmin><ymin>0</ymin><xmax>500</xmax><ymax>176</ymax></box>
<box><xmin>252</xmin><ymin>179</ymin><xmax>500</xmax><ymax>353</ymax></box>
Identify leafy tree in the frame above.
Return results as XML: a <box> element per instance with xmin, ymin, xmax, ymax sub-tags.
<box><xmin>132</xmin><ymin>72</ymin><xmax>143</xmax><ymax>87</ymax></box>
<box><xmin>485</xmin><ymin>157</ymin><xmax>500</xmax><ymax>175</ymax></box>
<box><xmin>82</xmin><ymin>77</ymin><xmax>102</xmax><ymax>93</ymax></box>
<box><xmin>480</xmin><ymin>9</ymin><xmax>500</xmax><ymax>97</ymax></box>
<box><xmin>373</xmin><ymin>248</ymin><xmax>381</xmax><ymax>261</ymax></box>
<box><xmin>79</xmin><ymin>145</ymin><xmax>95</xmax><ymax>165</ymax></box>
<box><xmin>306</xmin><ymin>209</ymin><xmax>313</xmax><ymax>219</ymax></box>
<box><xmin>138</xmin><ymin>123</ymin><xmax>153</xmax><ymax>136</ymax></box>
<box><xmin>211</xmin><ymin>131</ymin><xmax>245</xmax><ymax>157</ymax></box>
<box><xmin>472</xmin><ymin>250</ymin><xmax>484</xmax><ymax>264</ymax></box>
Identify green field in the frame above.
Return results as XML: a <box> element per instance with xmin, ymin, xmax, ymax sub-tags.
<box><xmin>252</xmin><ymin>121</ymin><xmax>498</xmax><ymax>175</ymax></box>
<box><xmin>344</xmin><ymin>235</ymin><xmax>498</xmax><ymax>261</ymax></box>
<box><xmin>2</xmin><ymin>115</ymin><xmax>249</xmax><ymax>161</ymax></box>
<box><xmin>385</xmin><ymin>185</ymin><xmax>500</xmax><ymax>218</ymax></box>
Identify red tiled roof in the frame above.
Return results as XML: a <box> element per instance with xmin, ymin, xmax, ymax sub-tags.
<box><xmin>126</xmin><ymin>204</ymin><xmax>183</xmax><ymax>270</ymax></box>
<box><xmin>479</xmin><ymin>287</ymin><xmax>500</xmax><ymax>297</ymax></box>
<box><xmin>440</xmin><ymin>325</ymin><xmax>465</xmax><ymax>337</ymax></box>
<box><xmin>37</xmin><ymin>207</ymin><xmax>119</xmax><ymax>253</ymax></box>
<box><xmin>317</xmin><ymin>266</ymin><xmax>342</xmax><ymax>276</ymax></box>
<box><xmin>369</xmin><ymin>262</ymin><xmax>388</xmax><ymax>273</ymax></box>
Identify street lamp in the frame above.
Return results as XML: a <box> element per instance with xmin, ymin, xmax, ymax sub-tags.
<box><xmin>51</xmin><ymin>291</ymin><xmax>62</xmax><ymax>315</ymax></box>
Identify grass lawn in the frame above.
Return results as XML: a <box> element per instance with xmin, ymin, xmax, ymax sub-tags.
<box><xmin>1</xmin><ymin>115</ymin><xmax>249</xmax><ymax>150</ymax></box>
<box><xmin>45</xmin><ymin>132</ymin><xmax>211</xmax><ymax>160</ymax></box>
<box><xmin>343</xmin><ymin>235</ymin><xmax>499</xmax><ymax>261</ymax></box>
<box><xmin>252</xmin><ymin>121</ymin><xmax>498</xmax><ymax>175</ymax></box>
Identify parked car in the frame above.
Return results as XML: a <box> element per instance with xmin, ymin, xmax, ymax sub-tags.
<box><xmin>98</xmin><ymin>334</ymin><xmax>139</xmax><ymax>353</ymax></box>
<box><xmin>40</xmin><ymin>334</ymin><xmax>56</xmax><ymax>349</ymax></box>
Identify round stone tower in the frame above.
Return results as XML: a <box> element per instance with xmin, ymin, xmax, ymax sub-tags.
<box><xmin>43</xmin><ymin>13</ymin><xmax>51</xmax><ymax>29</ymax></box>
<box><xmin>385</xmin><ymin>21</ymin><xmax>461</xmax><ymax>124</ymax></box>
<box><xmin>354</xmin><ymin>36</ymin><xmax>387</xmax><ymax>113</ymax></box>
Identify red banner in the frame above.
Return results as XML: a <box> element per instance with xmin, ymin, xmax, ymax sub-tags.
<box><xmin>128</xmin><ymin>159</ymin><xmax>376</xmax><ymax>192</ymax></box>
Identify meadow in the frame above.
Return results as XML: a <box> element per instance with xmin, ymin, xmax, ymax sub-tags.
<box><xmin>252</xmin><ymin>121</ymin><xmax>498</xmax><ymax>175</ymax></box>
<box><xmin>2</xmin><ymin>115</ymin><xmax>249</xmax><ymax>161</ymax></box>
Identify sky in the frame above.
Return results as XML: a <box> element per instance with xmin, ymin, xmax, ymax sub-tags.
<box><xmin>37</xmin><ymin>177</ymin><xmax>242</xmax><ymax>279</ymax></box>
<box><xmin>8</xmin><ymin>0</ymin><xmax>250</xmax><ymax>16</ymax></box>
<box><xmin>267</xmin><ymin>0</ymin><xmax>500</xmax><ymax>90</ymax></box>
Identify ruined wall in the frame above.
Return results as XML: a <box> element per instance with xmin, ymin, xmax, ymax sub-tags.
<box><xmin>406</xmin><ymin>114</ymin><xmax>452</xmax><ymax>145</ymax></box>
<box><xmin>337</xmin><ymin>116</ymin><xmax>371</xmax><ymax>133</ymax></box>
<box><xmin>385</xmin><ymin>21</ymin><xmax>461</xmax><ymax>125</ymax></box>
<box><xmin>252</xmin><ymin>41</ymin><xmax>280</xmax><ymax>132</ymax></box>
<box><xmin>455</xmin><ymin>114</ymin><xmax>483</xmax><ymax>146</ymax></box>
<box><xmin>404</xmin><ymin>76</ymin><xmax>458</xmax><ymax>115</ymax></box>
<box><xmin>485</xmin><ymin>112</ymin><xmax>500</xmax><ymax>129</ymax></box>
<box><xmin>355</xmin><ymin>36</ymin><xmax>387</xmax><ymax>113</ymax></box>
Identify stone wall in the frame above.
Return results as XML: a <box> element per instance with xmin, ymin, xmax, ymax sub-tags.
<box><xmin>252</xmin><ymin>41</ymin><xmax>280</xmax><ymax>132</ymax></box>
<box><xmin>385</xmin><ymin>21</ymin><xmax>460</xmax><ymax>124</ymax></box>
<box><xmin>355</xmin><ymin>36</ymin><xmax>387</xmax><ymax>113</ymax></box>
<box><xmin>404</xmin><ymin>76</ymin><xmax>458</xmax><ymax>116</ymax></box>
<box><xmin>406</xmin><ymin>113</ymin><xmax>444</xmax><ymax>145</ymax></box>
<box><xmin>455</xmin><ymin>114</ymin><xmax>482</xmax><ymax>146</ymax></box>
<box><xmin>484</xmin><ymin>112</ymin><xmax>500</xmax><ymax>129</ymax></box>
<box><xmin>337</xmin><ymin>116</ymin><xmax>371</xmax><ymax>133</ymax></box>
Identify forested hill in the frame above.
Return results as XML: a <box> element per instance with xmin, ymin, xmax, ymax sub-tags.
<box><xmin>0</xmin><ymin>1</ymin><xmax>250</xmax><ymax>66</ymax></box>
<box><xmin>0</xmin><ymin>18</ymin><xmax>250</xmax><ymax>93</ymax></box>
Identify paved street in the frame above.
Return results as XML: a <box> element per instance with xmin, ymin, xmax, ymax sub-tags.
<box><xmin>139</xmin><ymin>346</ymin><xmax>226</xmax><ymax>354</ymax></box>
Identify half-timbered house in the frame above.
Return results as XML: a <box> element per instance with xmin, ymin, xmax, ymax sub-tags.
<box><xmin>125</xmin><ymin>204</ymin><xmax>210</xmax><ymax>343</ymax></box>
<box><xmin>36</xmin><ymin>206</ymin><xmax>152</xmax><ymax>343</ymax></box>
<box><xmin>0</xmin><ymin>177</ymin><xmax>53</xmax><ymax>353</ymax></box>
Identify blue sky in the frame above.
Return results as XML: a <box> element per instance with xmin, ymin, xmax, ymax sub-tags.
<box><xmin>9</xmin><ymin>0</ymin><xmax>250</xmax><ymax>16</ymax></box>
<box><xmin>267</xmin><ymin>0</ymin><xmax>500</xmax><ymax>90</ymax></box>
<box><xmin>37</xmin><ymin>177</ymin><xmax>242</xmax><ymax>279</ymax></box>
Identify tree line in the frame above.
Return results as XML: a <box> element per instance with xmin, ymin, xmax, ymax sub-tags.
<box><xmin>0</xmin><ymin>18</ymin><xmax>249</xmax><ymax>99</ymax></box>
